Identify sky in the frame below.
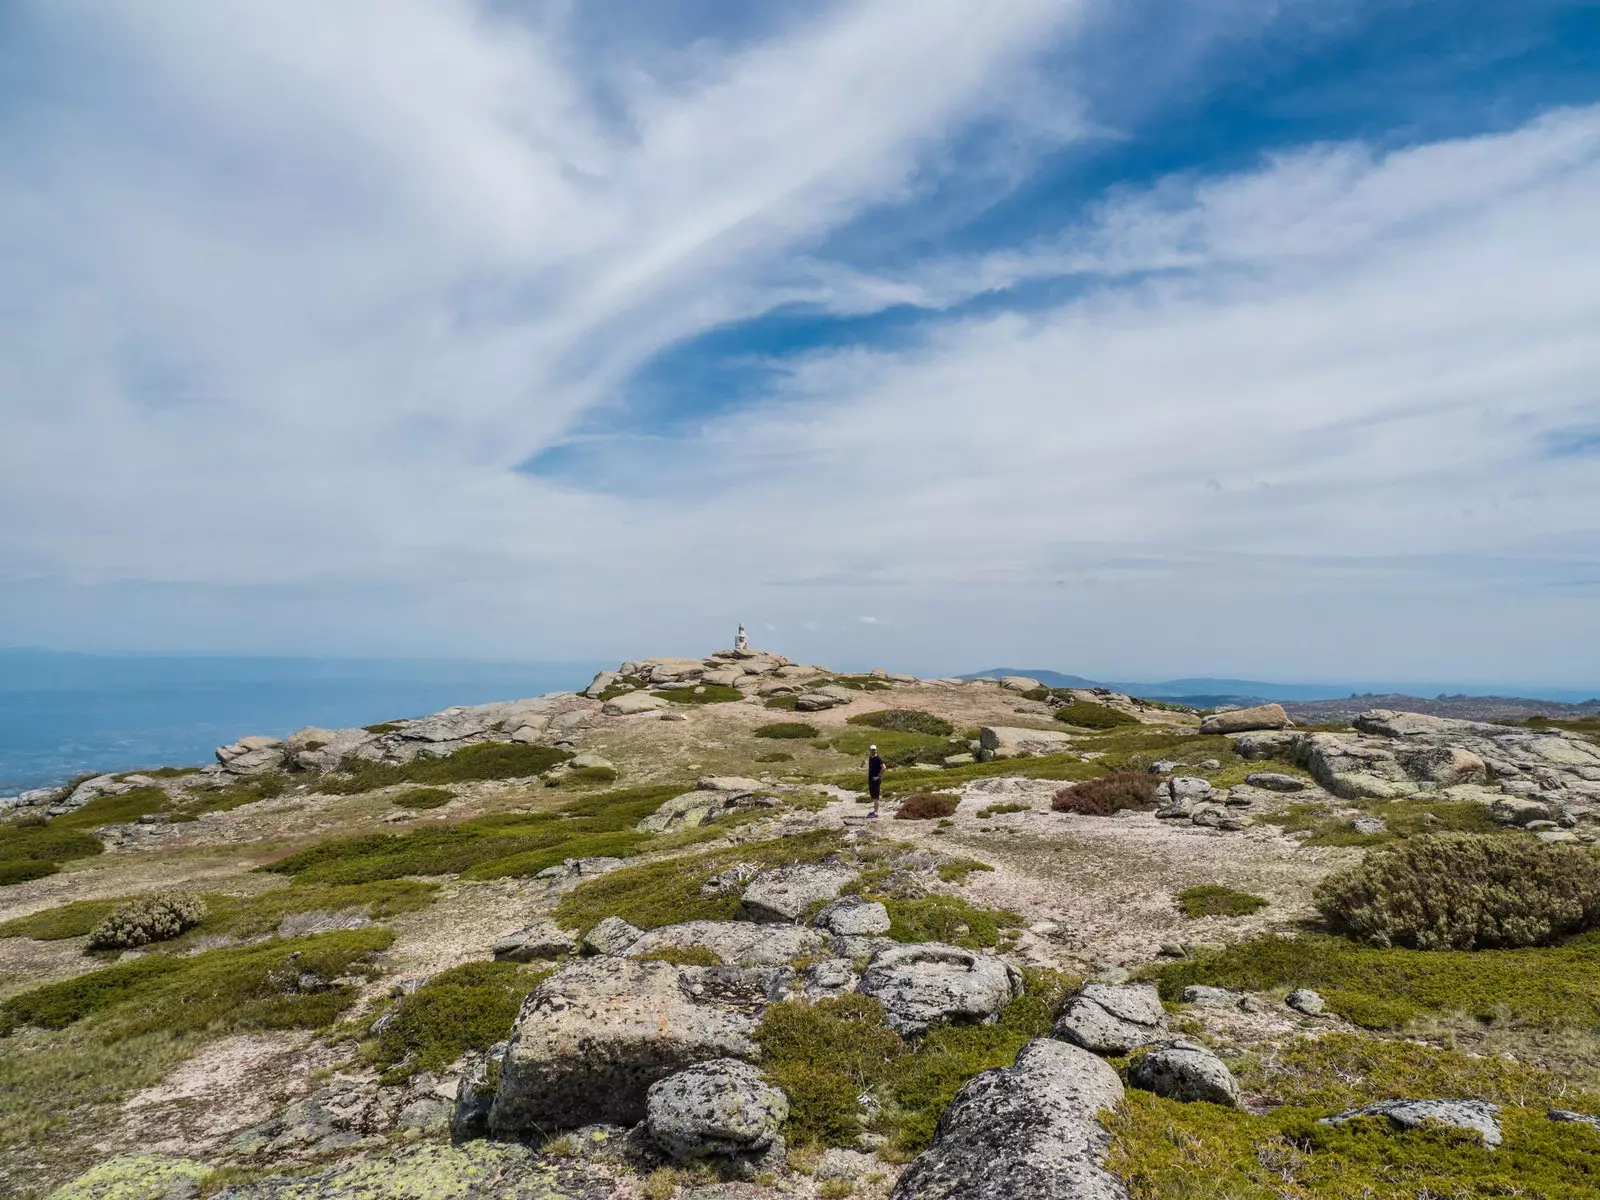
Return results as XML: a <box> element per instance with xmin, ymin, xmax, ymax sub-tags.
<box><xmin>1</xmin><ymin>0</ymin><xmax>1598</xmax><ymax>687</ymax></box>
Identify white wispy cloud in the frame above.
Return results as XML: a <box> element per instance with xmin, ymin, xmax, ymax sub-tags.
<box><xmin>0</xmin><ymin>0</ymin><xmax>1595</xmax><ymax>685</ymax></box>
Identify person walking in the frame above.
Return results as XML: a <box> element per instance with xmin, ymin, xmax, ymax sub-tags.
<box><xmin>867</xmin><ymin>744</ymin><xmax>884</xmax><ymax>817</ymax></box>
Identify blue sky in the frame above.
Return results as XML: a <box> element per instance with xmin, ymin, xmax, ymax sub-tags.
<box><xmin>0</xmin><ymin>0</ymin><xmax>1598</xmax><ymax>686</ymax></box>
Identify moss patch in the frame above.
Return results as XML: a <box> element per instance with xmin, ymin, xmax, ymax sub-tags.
<box><xmin>1153</xmin><ymin>932</ymin><xmax>1600</xmax><ymax>1029</ymax></box>
<box><xmin>370</xmin><ymin>960</ymin><xmax>547</xmax><ymax>1082</ymax></box>
<box><xmin>1176</xmin><ymin>886</ymin><xmax>1269</xmax><ymax>919</ymax></box>
<box><xmin>882</xmin><ymin>895</ymin><xmax>1024</xmax><ymax>950</ymax></box>
<box><xmin>847</xmin><ymin>710</ymin><xmax>954</xmax><ymax>736</ymax></box>
<box><xmin>755</xmin><ymin>722</ymin><xmax>820</xmax><ymax>739</ymax></box>
<box><xmin>651</xmin><ymin>684</ymin><xmax>743</xmax><ymax>705</ymax></box>
<box><xmin>316</xmin><ymin>743</ymin><xmax>574</xmax><ymax>795</ymax></box>
<box><xmin>1263</xmin><ymin>797</ymin><xmax>1501</xmax><ymax>846</ymax></box>
<box><xmin>261</xmin><ymin>785</ymin><xmax>686</xmax><ymax>884</ymax></box>
<box><xmin>390</xmin><ymin>787</ymin><xmax>454</xmax><ymax>809</ymax></box>
<box><xmin>1054</xmin><ymin>701</ymin><xmax>1140</xmax><ymax>730</ymax></box>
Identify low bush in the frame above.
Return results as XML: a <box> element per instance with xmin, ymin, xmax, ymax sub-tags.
<box><xmin>755</xmin><ymin>994</ymin><xmax>908</xmax><ymax>1146</ymax></box>
<box><xmin>755</xmin><ymin>722</ymin><xmax>819</xmax><ymax>739</ymax></box>
<box><xmin>370</xmin><ymin>960</ymin><xmax>545</xmax><ymax>1082</ymax></box>
<box><xmin>51</xmin><ymin>787</ymin><xmax>171</xmax><ymax>830</ymax></box>
<box><xmin>263</xmin><ymin>784</ymin><xmax>686</xmax><ymax>885</ymax></box>
<box><xmin>883</xmin><ymin>894</ymin><xmax>1025</xmax><ymax>949</ymax></box>
<box><xmin>894</xmin><ymin>793</ymin><xmax>960</xmax><ymax>820</ymax></box>
<box><xmin>754</xmin><ymin>752</ymin><xmax>794</xmax><ymax>763</ymax></box>
<box><xmin>1314</xmin><ymin>833</ymin><xmax>1600</xmax><ymax>950</ymax></box>
<box><xmin>558</xmin><ymin>765</ymin><xmax>620</xmax><ymax>786</ymax></box>
<box><xmin>363</xmin><ymin>722</ymin><xmax>405</xmax><ymax>734</ymax></box>
<box><xmin>1</xmin><ymin>928</ymin><xmax>391</xmax><ymax>1036</ymax></box>
<box><xmin>1262</xmin><ymin>797</ymin><xmax>1499</xmax><ymax>846</ymax></box>
<box><xmin>316</xmin><ymin>743</ymin><xmax>574</xmax><ymax>795</ymax></box>
<box><xmin>88</xmin><ymin>893</ymin><xmax>207</xmax><ymax>950</ymax></box>
<box><xmin>391</xmin><ymin>788</ymin><xmax>454</xmax><ymax>810</ymax></box>
<box><xmin>651</xmin><ymin>684</ymin><xmax>743</xmax><ymax>705</ymax></box>
<box><xmin>848</xmin><ymin>710</ymin><xmax>954</xmax><ymax>737</ymax></box>
<box><xmin>1054</xmin><ymin>701</ymin><xmax>1140</xmax><ymax>730</ymax></box>
<box><xmin>1176</xmin><ymin>886</ymin><xmax>1268</xmax><ymax>919</ymax></box>
<box><xmin>1153</xmin><ymin>931</ymin><xmax>1600</xmax><ymax>1029</ymax></box>
<box><xmin>1051</xmin><ymin>772</ymin><xmax>1158</xmax><ymax>815</ymax></box>
<box><xmin>0</xmin><ymin>859</ymin><xmax>60</xmax><ymax>885</ymax></box>
<box><xmin>764</xmin><ymin>694</ymin><xmax>800</xmax><ymax>711</ymax></box>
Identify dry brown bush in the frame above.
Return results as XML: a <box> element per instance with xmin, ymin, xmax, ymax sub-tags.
<box><xmin>1051</xmin><ymin>772</ymin><xmax>1159</xmax><ymax>816</ymax></box>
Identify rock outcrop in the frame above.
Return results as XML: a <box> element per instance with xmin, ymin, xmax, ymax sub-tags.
<box><xmin>890</xmin><ymin>1038</ymin><xmax>1128</xmax><ymax>1200</ymax></box>
<box><xmin>1199</xmin><ymin>704</ymin><xmax>1289</xmax><ymax>734</ymax></box>
<box><xmin>624</xmin><ymin>920</ymin><xmax>830</xmax><ymax>968</ymax></box>
<box><xmin>1129</xmin><ymin>1041</ymin><xmax>1240</xmax><ymax>1107</ymax></box>
<box><xmin>645</xmin><ymin>1059</ymin><xmax>788</xmax><ymax>1168</ymax></box>
<box><xmin>857</xmin><ymin>943</ymin><xmax>1023</xmax><ymax>1036</ymax></box>
<box><xmin>980</xmin><ymin>726</ymin><xmax>1074</xmax><ymax>758</ymax></box>
<box><xmin>737</xmin><ymin>863</ymin><xmax>860</xmax><ymax>923</ymax></box>
<box><xmin>1322</xmin><ymin>1099</ymin><xmax>1503</xmax><ymax>1148</ymax></box>
<box><xmin>488</xmin><ymin>959</ymin><xmax>774</xmax><ymax>1134</ymax></box>
<box><xmin>1053</xmin><ymin>983</ymin><xmax>1168</xmax><ymax>1055</ymax></box>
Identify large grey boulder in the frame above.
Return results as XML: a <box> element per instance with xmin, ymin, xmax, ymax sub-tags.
<box><xmin>1244</xmin><ymin>772</ymin><xmax>1307</xmax><ymax>792</ymax></box>
<box><xmin>625</xmin><ymin>920</ymin><xmax>831</xmax><ymax>968</ymax></box>
<box><xmin>603</xmin><ymin>692</ymin><xmax>669</xmax><ymax>716</ymax></box>
<box><xmin>857</xmin><ymin>943</ymin><xmax>1022</xmax><ymax>1036</ymax></box>
<box><xmin>1199</xmin><ymin>704</ymin><xmax>1289</xmax><ymax>734</ymax></box>
<box><xmin>737</xmin><ymin>863</ymin><xmax>860</xmax><ymax>923</ymax></box>
<box><xmin>1130</xmin><ymin>1041</ymin><xmax>1240</xmax><ymax>1107</ymax></box>
<box><xmin>645</xmin><ymin>1059</ymin><xmax>788</xmax><ymax>1167</ymax></box>
<box><xmin>489</xmin><ymin>959</ymin><xmax>775</xmax><ymax>1134</ymax></box>
<box><xmin>795</xmin><ymin>691</ymin><xmax>849</xmax><ymax>712</ymax></box>
<box><xmin>215</xmin><ymin>736</ymin><xmax>287</xmax><ymax>776</ymax></box>
<box><xmin>1321</xmin><ymin>1099</ymin><xmax>1502</xmax><ymax>1148</ymax></box>
<box><xmin>1053</xmin><ymin>983</ymin><xmax>1169</xmax><ymax>1055</ymax></box>
<box><xmin>815</xmin><ymin>895</ymin><xmax>892</xmax><ymax>936</ymax></box>
<box><xmin>890</xmin><ymin>1038</ymin><xmax>1128</xmax><ymax>1200</ymax></box>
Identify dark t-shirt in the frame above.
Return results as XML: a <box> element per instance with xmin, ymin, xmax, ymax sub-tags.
<box><xmin>867</xmin><ymin>753</ymin><xmax>884</xmax><ymax>780</ymax></box>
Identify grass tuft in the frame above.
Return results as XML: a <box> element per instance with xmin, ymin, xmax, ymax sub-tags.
<box><xmin>847</xmin><ymin>710</ymin><xmax>954</xmax><ymax>736</ymax></box>
<box><xmin>369</xmin><ymin>960</ymin><xmax>547</xmax><ymax>1082</ymax></box>
<box><xmin>316</xmin><ymin>743</ymin><xmax>573</xmax><ymax>795</ymax></box>
<box><xmin>755</xmin><ymin>722</ymin><xmax>820</xmax><ymax>739</ymax></box>
<box><xmin>1176</xmin><ymin>886</ymin><xmax>1269</xmax><ymax>919</ymax></box>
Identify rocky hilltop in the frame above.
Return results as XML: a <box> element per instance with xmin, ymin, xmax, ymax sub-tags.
<box><xmin>3</xmin><ymin>644</ymin><xmax>1600</xmax><ymax>1200</ymax></box>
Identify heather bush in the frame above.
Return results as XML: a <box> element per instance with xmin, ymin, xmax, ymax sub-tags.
<box><xmin>1314</xmin><ymin>833</ymin><xmax>1600</xmax><ymax>950</ymax></box>
<box><xmin>894</xmin><ymin>793</ymin><xmax>960</xmax><ymax>820</ymax></box>
<box><xmin>87</xmin><ymin>893</ymin><xmax>208</xmax><ymax>950</ymax></box>
<box><xmin>847</xmin><ymin>709</ymin><xmax>954</xmax><ymax>736</ymax></box>
<box><xmin>1053</xmin><ymin>701</ymin><xmax>1139</xmax><ymax>730</ymax></box>
<box><xmin>755</xmin><ymin>721</ymin><xmax>820</xmax><ymax>739</ymax></box>
<box><xmin>1051</xmin><ymin>772</ymin><xmax>1159</xmax><ymax>816</ymax></box>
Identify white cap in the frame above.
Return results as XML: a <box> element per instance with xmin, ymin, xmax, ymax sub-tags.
<box><xmin>869</xmin><ymin>744</ymin><xmax>877</xmax><ymax>751</ymax></box>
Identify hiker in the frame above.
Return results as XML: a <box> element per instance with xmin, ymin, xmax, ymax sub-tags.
<box><xmin>867</xmin><ymin>744</ymin><xmax>884</xmax><ymax>816</ymax></box>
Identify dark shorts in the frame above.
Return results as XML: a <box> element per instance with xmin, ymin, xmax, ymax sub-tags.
<box><xmin>869</xmin><ymin>777</ymin><xmax>882</xmax><ymax>799</ymax></box>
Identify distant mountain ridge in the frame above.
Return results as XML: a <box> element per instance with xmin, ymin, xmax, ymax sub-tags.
<box><xmin>960</xmin><ymin>668</ymin><xmax>1600</xmax><ymax>712</ymax></box>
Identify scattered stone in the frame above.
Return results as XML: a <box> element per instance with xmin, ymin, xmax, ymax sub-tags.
<box><xmin>814</xmin><ymin>896</ymin><xmax>892</xmax><ymax>936</ymax></box>
<box><xmin>1180</xmin><ymin>985</ymin><xmax>1243</xmax><ymax>1008</ymax></box>
<box><xmin>491</xmin><ymin>923</ymin><xmax>579</xmax><ymax>962</ymax></box>
<box><xmin>1538</xmin><ymin>830</ymin><xmax>1580</xmax><ymax>843</ymax></box>
<box><xmin>490</xmin><ymin>958</ymin><xmax>775</xmax><ymax>1134</ymax></box>
<box><xmin>1286</xmin><ymin>988</ymin><xmax>1326</xmax><ymax>1016</ymax></box>
<box><xmin>1245</xmin><ymin>772</ymin><xmax>1308</xmax><ymax>792</ymax></box>
<box><xmin>582</xmin><ymin>916</ymin><xmax>644</xmax><ymax>956</ymax></box>
<box><xmin>1351</xmin><ymin>816</ymin><xmax>1388</xmax><ymax>835</ymax></box>
<box><xmin>626</xmin><ymin>920</ymin><xmax>830</xmax><ymax>968</ymax></box>
<box><xmin>1131</xmin><ymin>1040</ymin><xmax>1240</xmax><ymax>1107</ymax></box>
<box><xmin>1549</xmin><ymin>1108</ymin><xmax>1600</xmax><ymax>1130</ymax></box>
<box><xmin>980</xmin><ymin>726</ymin><xmax>1075</xmax><ymax>758</ymax></box>
<box><xmin>1321</xmin><ymin>1099</ymin><xmax>1502</xmax><ymax>1148</ymax></box>
<box><xmin>858</xmin><ymin>943</ymin><xmax>1023</xmax><ymax>1036</ymax></box>
<box><xmin>645</xmin><ymin>1059</ymin><xmax>788</xmax><ymax>1170</ymax></box>
<box><xmin>737</xmin><ymin>863</ymin><xmax>860</xmax><ymax>923</ymax></box>
<box><xmin>1169</xmin><ymin>776</ymin><xmax>1214</xmax><ymax>802</ymax></box>
<box><xmin>889</xmin><ymin>1038</ymin><xmax>1128</xmax><ymax>1200</ymax></box>
<box><xmin>1199</xmin><ymin>704</ymin><xmax>1290</xmax><ymax>734</ymax></box>
<box><xmin>1053</xmin><ymin>982</ymin><xmax>1168</xmax><ymax>1055</ymax></box>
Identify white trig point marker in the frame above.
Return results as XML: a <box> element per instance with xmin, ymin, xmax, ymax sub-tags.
<box><xmin>735</xmin><ymin>623</ymin><xmax>749</xmax><ymax>652</ymax></box>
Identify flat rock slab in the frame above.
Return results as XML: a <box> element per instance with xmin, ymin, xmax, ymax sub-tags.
<box><xmin>980</xmin><ymin>726</ymin><xmax>1074</xmax><ymax>757</ymax></box>
<box><xmin>816</xmin><ymin>896</ymin><xmax>892</xmax><ymax>936</ymax></box>
<box><xmin>489</xmin><ymin>959</ymin><xmax>776</xmax><ymax>1134</ymax></box>
<box><xmin>890</xmin><ymin>1038</ymin><xmax>1128</xmax><ymax>1200</ymax></box>
<box><xmin>626</xmin><ymin>920</ymin><xmax>831</xmax><ymax>967</ymax></box>
<box><xmin>858</xmin><ymin>942</ymin><xmax>1022</xmax><ymax>1036</ymax></box>
<box><xmin>1322</xmin><ymin>1099</ymin><xmax>1503</xmax><ymax>1148</ymax></box>
<box><xmin>212</xmin><ymin>1141</ymin><xmax>609</xmax><ymax>1198</ymax></box>
<box><xmin>737</xmin><ymin>863</ymin><xmax>860</xmax><ymax>923</ymax></box>
<box><xmin>1199</xmin><ymin>704</ymin><xmax>1289</xmax><ymax>734</ymax></box>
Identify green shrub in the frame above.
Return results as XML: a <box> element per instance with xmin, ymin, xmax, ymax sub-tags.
<box><xmin>1176</xmin><ymin>886</ymin><xmax>1268</xmax><ymax>919</ymax></box>
<box><xmin>1315</xmin><ymin>833</ymin><xmax>1600</xmax><ymax>950</ymax></box>
<box><xmin>883</xmin><ymin>895</ymin><xmax>1024</xmax><ymax>949</ymax></box>
<box><xmin>391</xmin><ymin>788</ymin><xmax>454</xmax><ymax>810</ymax></box>
<box><xmin>316</xmin><ymin>743</ymin><xmax>573</xmax><ymax>795</ymax></box>
<box><xmin>651</xmin><ymin>684</ymin><xmax>743</xmax><ymax>705</ymax></box>
<box><xmin>88</xmin><ymin>893</ymin><xmax>207</xmax><ymax>950</ymax></box>
<box><xmin>0</xmin><ymin>821</ymin><xmax>103</xmax><ymax>877</ymax></box>
<box><xmin>1051</xmin><ymin>772</ymin><xmax>1158</xmax><ymax>815</ymax></box>
<box><xmin>0</xmin><ymin>897</ymin><xmax>126</xmax><ymax>940</ymax></box>
<box><xmin>754</xmin><ymin>995</ymin><xmax>907</xmax><ymax>1146</ymax></box>
<box><xmin>170</xmin><ymin>773</ymin><xmax>290</xmax><ymax>820</ymax></box>
<box><xmin>140</xmin><ymin>766</ymin><xmax>202</xmax><ymax>779</ymax></box>
<box><xmin>632</xmin><ymin>945</ymin><xmax>725</xmax><ymax>967</ymax></box>
<box><xmin>553</xmin><ymin>832</ymin><xmax>847</xmax><ymax>933</ymax></box>
<box><xmin>825</xmin><ymin>676</ymin><xmax>892</xmax><ymax>692</ymax></box>
<box><xmin>49</xmin><ymin>787</ymin><xmax>171</xmax><ymax>830</ymax></box>
<box><xmin>371</xmin><ymin>960</ymin><xmax>545</xmax><ymax>1081</ymax></box>
<box><xmin>1054</xmin><ymin>701</ymin><xmax>1139</xmax><ymax>730</ymax></box>
<box><xmin>755</xmin><ymin>722</ymin><xmax>820</xmax><ymax>739</ymax></box>
<box><xmin>1</xmin><ymin>929</ymin><xmax>391</xmax><ymax>1035</ymax></box>
<box><xmin>0</xmin><ymin>859</ymin><xmax>60</xmax><ymax>885</ymax></box>
<box><xmin>1263</xmin><ymin>797</ymin><xmax>1499</xmax><ymax>846</ymax></box>
<box><xmin>894</xmin><ymin>793</ymin><xmax>960</xmax><ymax>820</ymax></box>
<box><xmin>764</xmin><ymin>695</ymin><xmax>800</xmax><ymax>711</ymax></box>
<box><xmin>1153</xmin><ymin>931</ymin><xmax>1600</xmax><ymax>1029</ymax></box>
<box><xmin>558</xmin><ymin>765</ymin><xmax>621</xmax><ymax>786</ymax></box>
<box><xmin>848</xmin><ymin>710</ymin><xmax>954</xmax><ymax>736</ymax></box>
<box><xmin>363</xmin><ymin>722</ymin><xmax>405</xmax><ymax>734</ymax></box>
